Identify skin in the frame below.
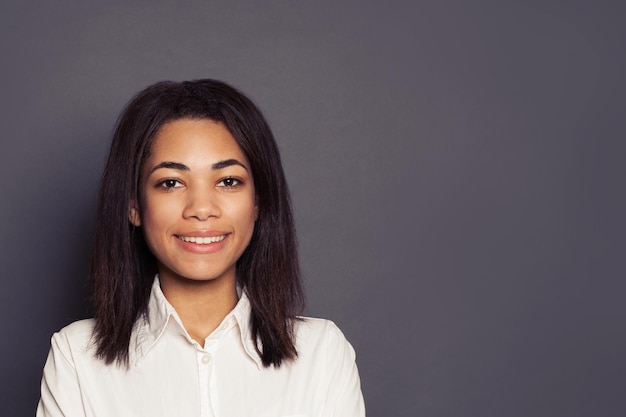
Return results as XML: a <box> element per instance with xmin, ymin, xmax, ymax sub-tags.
<box><xmin>129</xmin><ymin>118</ymin><xmax>258</xmax><ymax>345</ymax></box>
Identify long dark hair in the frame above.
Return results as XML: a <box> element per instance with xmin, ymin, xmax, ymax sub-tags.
<box><xmin>91</xmin><ymin>80</ymin><xmax>304</xmax><ymax>367</ymax></box>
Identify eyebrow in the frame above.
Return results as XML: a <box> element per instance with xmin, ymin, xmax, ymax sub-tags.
<box><xmin>149</xmin><ymin>159</ymin><xmax>248</xmax><ymax>175</ymax></box>
<box><xmin>211</xmin><ymin>159</ymin><xmax>248</xmax><ymax>171</ymax></box>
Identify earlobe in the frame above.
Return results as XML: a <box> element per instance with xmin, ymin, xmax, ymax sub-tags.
<box><xmin>129</xmin><ymin>204</ymin><xmax>141</xmax><ymax>227</ymax></box>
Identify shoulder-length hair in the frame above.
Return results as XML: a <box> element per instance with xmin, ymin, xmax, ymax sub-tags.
<box><xmin>91</xmin><ymin>79</ymin><xmax>304</xmax><ymax>367</ymax></box>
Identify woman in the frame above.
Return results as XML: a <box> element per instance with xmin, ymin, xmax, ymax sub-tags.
<box><xmin>37</xmin><ymin>80</ymin><xmax>365</xmax><ymax>416</ymax></box>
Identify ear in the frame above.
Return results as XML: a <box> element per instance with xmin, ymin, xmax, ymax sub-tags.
<box><xmin>129</xmin><ymin>201</ymin><xmax>141</xmax><ymax>227</ymax></box>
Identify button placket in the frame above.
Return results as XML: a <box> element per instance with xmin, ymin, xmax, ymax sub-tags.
<box><xmin>197</xmin><ymin>349</ymin><xmax>215</xmax><ymax>417</ymax></box>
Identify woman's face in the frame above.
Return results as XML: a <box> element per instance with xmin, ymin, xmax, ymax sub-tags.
<box><xmin>130</xmin><ymin>118</ymin><xmax>257</xmax><ymax>286</ymax></box>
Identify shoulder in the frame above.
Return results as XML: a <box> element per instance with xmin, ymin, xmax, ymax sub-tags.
<box><xmin>54</xmin><ymin>319</ymin><xmax>95</xmax><ymax>340</ymax></box>
<box><xmin>48</xmin><ymin>319</ymin><xmax>96</xmax><ymax>358</ymax></box>
<box><xmin>290</xmin><ymin>317</ymin><xmax>365</xmax><ymax>415</ymax></box>
<box><xmin>293</xmin><ymin>317</ymin><xmax>357</xmax><ymax>361</ymax></box>
<box><xmin>294</xmin><ymin>317</ymin><xmax>346</xmax><ymax>339</ymax></box>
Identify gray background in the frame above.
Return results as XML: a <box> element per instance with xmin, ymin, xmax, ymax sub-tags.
<box><xmin>1</xmin><ymin>1</ymin><xmax>624</xmax><ymax>416</ymax></box>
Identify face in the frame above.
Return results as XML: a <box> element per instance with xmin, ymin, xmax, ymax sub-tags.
<box><xmin>130</xmin><ymin>118</ymin><xmax>257</xmax><ymax>286</ymax></box>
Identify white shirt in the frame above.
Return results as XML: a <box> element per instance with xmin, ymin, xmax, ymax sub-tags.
<box><xmin>37</xmin><ymin>278</ymin><xmax>365</xmax><ymax>417</ymax></box>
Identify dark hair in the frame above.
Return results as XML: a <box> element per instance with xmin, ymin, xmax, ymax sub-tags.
<box><xmin>91</xmin><ymin>79</ymin><xmax>304</xmax><ymax>367</ymax></box>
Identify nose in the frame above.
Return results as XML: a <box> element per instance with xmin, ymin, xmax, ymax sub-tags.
<box><xmin>182</xmin><ymin>187</ymin><xmax>220</xmax><ymax>221</ymax></box>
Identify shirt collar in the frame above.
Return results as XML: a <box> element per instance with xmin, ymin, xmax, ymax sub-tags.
<box><xmin>130</xmin><ymin>276</ymin><xmax>263</xmax><ymax>369</ymax></box>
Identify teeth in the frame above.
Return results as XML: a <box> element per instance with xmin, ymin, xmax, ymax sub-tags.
<box><xmin>178</xmin><ymin>235</ymin><xmax>226</xmax><ymax>244</ymax></box>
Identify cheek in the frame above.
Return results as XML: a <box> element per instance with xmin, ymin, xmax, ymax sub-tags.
<box><xmin>229</xmin><ymin>198</ymin><xmax>257</xmax><ymax>234</ymax></box>
<box><xmin>140</xmin><ymin>197</ymin><xmax>179</xmax><ymax>238</ymax></box>
<box><xmin>234</xmin><ymin>205</ymin><xmax>257</xmax><ymax>227</ymax></box>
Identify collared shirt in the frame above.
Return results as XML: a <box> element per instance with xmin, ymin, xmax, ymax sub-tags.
<box><xmin>37</xmin><ymin>278</ymin><xmax>366</xmax><ymax>417</ymax></box>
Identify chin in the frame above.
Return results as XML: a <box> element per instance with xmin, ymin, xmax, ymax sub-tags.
<box><xmin>160</xmin><ymin>264</ymin><xmax>236</xmax><ymax>284</ymax></box>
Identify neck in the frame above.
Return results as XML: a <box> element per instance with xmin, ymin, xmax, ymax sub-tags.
<box><xmin>159</xmin><ymin>273</ymin><xmax>239</xmax><ymax>347</ymax></box>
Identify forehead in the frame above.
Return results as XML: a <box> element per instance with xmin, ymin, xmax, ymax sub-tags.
<box><xmin>146</xmin><ymin>118</ymin><xmax>249</xmax><ymax>167</ymax></box>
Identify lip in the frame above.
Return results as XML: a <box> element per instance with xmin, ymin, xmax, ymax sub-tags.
<box><xmin>175</xmin><ymin>230</ymin><xmax>230</xmax><ymax>238</ymax></box>
<box><xmin>174</xmin><ymin>231</ymin><xmax>231</xmax><ymax>254</ymax></box>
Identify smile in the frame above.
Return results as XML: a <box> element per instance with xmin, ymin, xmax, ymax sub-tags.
<box><xmin>176</xmin><ymin>235</ymin><xmax>227</xmax><ymax>244</ymax></box>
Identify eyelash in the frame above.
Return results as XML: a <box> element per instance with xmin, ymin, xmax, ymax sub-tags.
<box><xmin>155</xmin><ymin>177</ymin><xmax>243</xmax><ymax>190</ymax></box>
<box><xmin>217</xmin><ymin>177</ymin><xmax>242</xmax><ymax>188</ymax></box>
<box><xmin>157</xmin><ymin>179</ymin><xmax>183</xmax><ymax>189</ymax></box>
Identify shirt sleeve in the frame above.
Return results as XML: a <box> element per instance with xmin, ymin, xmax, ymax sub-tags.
<box><xmin>36</xmin><ymin>331</ymin><xmax>86</xmax><ymax>417</ymax></box>
<box><xmin>322</xmin><ymin>321</ymin><xmax>366</xmax><ymax>417</ymax></box>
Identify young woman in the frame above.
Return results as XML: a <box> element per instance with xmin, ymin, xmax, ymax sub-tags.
<box><xmin>37</xmin><ymin>80</ymin><xmax>365</xmax><ymax>417</ymax></box>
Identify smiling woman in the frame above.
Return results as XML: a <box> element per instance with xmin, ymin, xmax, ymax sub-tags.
<box><xmin>132</xmin><ymin>120</ymin><xmax>259</xmax><ymax>344</ymax></box>
<box><xmin>36</xmin><ymin>80</ymin><xmax>365</xmax><ymax>417</ymax></box>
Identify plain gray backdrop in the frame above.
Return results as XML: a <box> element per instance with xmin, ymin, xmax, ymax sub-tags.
<box><xmin>1</xmin><ymin>1</ymin><xmax>624</xmax><ymax>416</ymax></box>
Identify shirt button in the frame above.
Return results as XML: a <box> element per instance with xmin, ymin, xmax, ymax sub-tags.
<box><xmin>201</xmin><ymin>354</ymin><xmax>212</xmax><ymax>364</ymax></box>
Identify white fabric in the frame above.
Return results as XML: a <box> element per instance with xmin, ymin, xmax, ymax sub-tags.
<box><xmin>37</xmin><ymin>278</ymin><xmax>366</xmax><ymax>417</ymax></box>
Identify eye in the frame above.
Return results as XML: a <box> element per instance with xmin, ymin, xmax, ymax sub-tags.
<box><xmin>157</xmin><ymin>179</ymin><xmax>183</xmax><ymax>189</ymax></box>
<box><xmin>217</xmin><ymin>177</ymin><xmax>241</xmax><ymax>188</ymax></box>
